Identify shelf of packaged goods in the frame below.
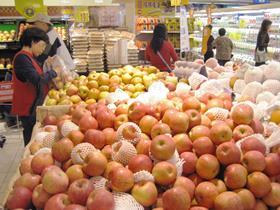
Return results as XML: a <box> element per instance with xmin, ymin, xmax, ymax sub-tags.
<box><xmin>138</xmin><ymin>31</ymin><xmax>180</xmax><ymax>34</ymax></box>
<box><xmin>0</xmin><ymin>41</ymin><xmax>21</xmax><ymax>50</ymax></box>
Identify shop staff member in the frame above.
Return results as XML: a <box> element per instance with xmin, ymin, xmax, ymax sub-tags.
<box><xmin>12</xmin><ymin>28</ymin><xmax>58</xmax><ymax>146</ymax></box>
<box><xmin>28</xmin><ymin>13</ymin><xmax>75</xmax><ymax>70</ymax></box>
<box><xmin>146</xmin><ymin>23</ymin><xmax>178</xmax><ymax>72</ymax></box>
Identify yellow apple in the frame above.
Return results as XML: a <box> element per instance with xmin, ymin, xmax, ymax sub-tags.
<box><xmin>78</xmin><ymin>86</ymin><xmax>89</xmax><ymax>99</ymax></box>
<box><xmin>99</xmin><ymin>85</ymin><xmax>110</xmax><ymax>92</ymax></box>
<box><xmin>143</xmin><ymin>75</ymin><xmax>153</xmax><ymax>88</ymax></box>
<box><xmin>46</xmin><ymin>98</ymin><xmax>57</xmax><ymax>106</ymax></box>
<box><xmin>99</xmin><ymin>91</ymin><xmax>109</xmax><ymax>100</ymax></box>
<box><xmin>85</xmin><ymin>99</ymin><xmax>96</xmax><ymax>104</ymax></box>
<box><xmin>88</xmin><ymin>88</ymin><xmax>100</xmax><ymax>100</ymax></box>
<box><xmin>131</xmin><ymin>77</ymin><xmax>143</xmax><ymax>85</ymax></box>
<box><xmin>124</xmin><ymin>84</ymin><xmax>136</xmax><ymax>93</ymax></box>
<box><xmin>70</xmin><ymin>95</ymin><xmax>82</xmax><ymax>104</ymax></box>
<box><xmin>87</xmin><ymin>80</ymin><xmax>99</xmax><ymax>89</ymax></box>
<box><xmin>135</xmin><ymin>83</ymin><xmax>145</xmax><ymax>92</ymax></box>
<box><xmin>98</xmin><ymin>74</ymin><xmax>110</xmax><ymax>86</ymax></box>
<box><xmin>132</xmin><ymin>92</ymin><xmax>141</xmax><ymax>98</ymax></box>
<box><xmin>110</xmin><ymin>75</ymin><xmax>122</xmax><ymax>84</ymax></box>
<box><xmin>58</xmin><ymin>98</ymin><xmax>72</xmax><ymax>105</ymax></box>
<box><xmin>165</xmin><ymin>76</ymin><xmax>178</xmax><ymax>85</ymax></box>
<box><xmin>122</xmin><ymin>73</ymin><xmax>132</xmax><ymax>84</ymax></box>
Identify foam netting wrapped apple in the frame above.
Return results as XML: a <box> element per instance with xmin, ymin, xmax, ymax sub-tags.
<box><xmin>45</xmin><ymin>65</ymin><xmax>184</xmax><ymax>106</ymax></box>
<box><xmin>5</xmin><ymin>81</ymin><xmax>280</xmax><ymax>210</ymax></box>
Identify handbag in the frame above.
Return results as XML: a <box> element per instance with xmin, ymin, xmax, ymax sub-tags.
<box><xmin>255</xmin><ymin>48</ymin><xmax>267</xmax><ymax>63</ymax></box>
<box><xmin>157</xmin><ymin>51</ymin><xmax>173</xmax><ymax>72</ymax></box>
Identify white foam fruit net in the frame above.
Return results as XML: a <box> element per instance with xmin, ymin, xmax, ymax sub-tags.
<box><xmin>244</xmin><ymin>68</ymin><xmax>264</xmax><ymax>84</ymax></box>
<box><xmin>113</xmin><ymin>192</ymin><xmax>144</xmax><ymax>210</ymax></box>
<box><xmin>205</xmin><ymin>108</ymin><xmax>229</xmax><ymax>121</ymax></box>
<box><xmin>233</xmin><ymin>79</ymin><xmax>246</xmax><ymax>94</ymax></box>
<box><xmin>175</xmin><ymin>82</ymin><xmax>191</xmax><ymax>96</ymax></box>
<box><xmin>71</xmin><ymin>143</ymin><xmax>97</xmax><ymax>164</ymax></box>
<box><xmin>241</xmin><ymin>82</ymin><xmax>263</xmax><ymax>100</ymax></box>
<box><xmin>90</xmin><ymin>176</ymin><xmax>108</xmax><ymax>190</ymax></box>
<box><xmin>173</xmin><ymin>61</ymin><xmax>201</xmax><ymax>79</ymax></box>
<box><xmin>61</xmin><ymin>121</ymin><xmax>79</xmax><ymax>137</ymax></box>
<box><xmin>116</xmin><ymin>122</ymin><xmax>142</xmax><ymax>145</ymax></box>
<box><xmin>106</xmin><ymin>89</ymin><xmax>130</xmax><ymax>104</ymax></box>
<box><xmin>264</xmin><ymin>61</ymin><xmax>280</xmax><ymax>81</ymax></box>
<box><xmin>42</xmin><ymin>132</ymin><xmax>59</xmax><ymax>148</ymax></box>
<box><xmin>34</xmin><ymin>148</ymin><xmax>52</xmax><ymax>156</ymax></box>
<box><xmin>195</xmin><ymin>79</ymin><xmax>225</xmax><ymax>98</ymax></box>
<box><xmin>256</xmin><ymin>91</ymin><xmax>275</xmax><ymax>104</ymax></box>
<box><xmin>188</xmin><ymin>72</ymin><xmax>208</xmax><ymax>90</ymax></box>
<box><xmin>263</xmin><ymin>79</ymin><xmax>280</xmax><ymax>95</ymax></box>
<box><xmin>134</xmin><ymin>170</ymin><xmax>155</xmax><ymax>183</ymax></box>
<box><xmin>33</xmin><ymin>131</ymin><xmax>50</xmax><ymax>143</ymax></box>
<box><xmin>112</xmin><ymin>141</ymin><xmax>137</xmax><ymax>166</ymax></box>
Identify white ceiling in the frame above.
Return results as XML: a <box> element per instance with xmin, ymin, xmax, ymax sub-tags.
<box><xmin>189</xmin><ymin>0</ymin><xmax>277</xmax><ymax>5</ymax></box>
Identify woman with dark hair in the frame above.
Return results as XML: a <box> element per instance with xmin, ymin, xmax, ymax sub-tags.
<box><xmin>255</xmin><ymin>19</ymin><xmax>272</xmax><ymax>66</ymax></box>
<box><xmin>12</xmin><ymin>27</ymin><xmax>58</xmax><ymax>146</ymax></box>
<box><xmin>146</xmin><ymin>23</ymin><xmax>178</xmax><ymax>72</ymax></box>
<box><xmin>202</xmin><ymin>25</ymin><xmax>215</xmax><ymax>62</ymax></box>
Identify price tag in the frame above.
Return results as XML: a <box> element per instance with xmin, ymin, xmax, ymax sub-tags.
<box><xmin>74</xmin><ymin>7</ymin><xmax>90</xmax><ymax>23</ymax></box>
<box><xmin>0</xmin><ymin>82</ymin><xmax>13</xmax><ymax>103</ymax></box>
<box><xmin>171</xmin><ymin>0</ymin><xmax>181</xmax><ymax>6</ymax></box>
<box><xmin>0</xmin><ymin>44</ymin><xmax>7</xmax><ymax>50</ymax></box>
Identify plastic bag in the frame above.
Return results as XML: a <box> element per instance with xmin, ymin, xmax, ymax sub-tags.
<box><xmin>173</xmin><ymin>61</ymin><xmax>202</xmax><ymax>79</ymax></box>
<box><xmin>175</xmin><ymin>82</ymin><xmax>191</xmax><ymax>96</ymax></box>
<box><xmin>43</xmin><ymin>55</ymin><xmax>78</xmax><ymax>89</ymax></box>
<box><xmin>106</xmin><ymin>89</ymin><xmax>130</xmax><ymax>104</ymax></box>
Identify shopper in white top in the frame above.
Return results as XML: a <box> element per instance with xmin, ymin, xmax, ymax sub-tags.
<box><xmin>28</xmin><ymin>13</ymin><xmax>75</xmax><ymax>70</ymax></box>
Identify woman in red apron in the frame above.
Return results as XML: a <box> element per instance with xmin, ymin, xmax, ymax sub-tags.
<box><xmin>12</xmin><ymin>28</ymin><xmax>57</xmax><ymax>146</ymax></box>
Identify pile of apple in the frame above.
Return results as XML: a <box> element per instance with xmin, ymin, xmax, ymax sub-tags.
<box><xmin>6</xmin><ymin>90</ymin><xmax>280</xmax><ymax>210</ymax></box>
<box><xmin>45</xmin><ymin>65</ymin><xmax>180</xmax><ymax>106</ymax></box>
<box><xmin>0</xmin><ymin>30</ymin><xmax>16</xmax><ymax>42</ymax></box>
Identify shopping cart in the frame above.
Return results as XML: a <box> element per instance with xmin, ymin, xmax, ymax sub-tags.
<box><xmin>0</xmin><ymin>81</ymin><xmax>21</xmax><ymax>148</ymax></box>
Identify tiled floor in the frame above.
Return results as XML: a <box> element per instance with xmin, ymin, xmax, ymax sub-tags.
<box><xmin>0</xmin><ymin>121</ymin><xmax>24</xmax><ymax>205</ymax></box>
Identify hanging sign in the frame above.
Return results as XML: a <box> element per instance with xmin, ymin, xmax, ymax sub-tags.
<box><xmin>15</xmin><ymin>0</ymin><xmax>47</xmax><ymax>19</ymax></box>
<box><xmin>180</xmin><ymin>6</ymin><xmax>190</xmax><ymax>53</ymax></box>
<box><xmin>74</xmin><ymin>6</ymin><xmax>90</xmax><ymax>23</ymax></box>
<box><xmin>171</xmin><ymin>0</ymin><xmax>189</xmax><ymax>6</ymax></box>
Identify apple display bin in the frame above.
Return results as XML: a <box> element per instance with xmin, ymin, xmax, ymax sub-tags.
<box><xmin>2</xmin><ymin>105</ymin><xmax>71</xmax><ymax>205</ymax></box>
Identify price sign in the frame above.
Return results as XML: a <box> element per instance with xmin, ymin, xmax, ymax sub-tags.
<box><xmin>171</xmin><ymin>0</ymin><xmax>181</xmax><ymax>6</ymax></box>
<box><xmin>0</xmin><ymin>82</ymin><xmax>13</xmax><ymax>103</ymax></box>
<box><xmin>74</xmin><ymin>7</ymin><xmax>90</xmax><ymax>23</ymax></box>
<box><xmin>15</xmin><ymin>0</ymin><xmax>47</xmax><ymax>19</ymax></box>
<box><xmin>253</xmin><ymin>0</ymin><xmax>270</xmax><ymax>4</ymax></box>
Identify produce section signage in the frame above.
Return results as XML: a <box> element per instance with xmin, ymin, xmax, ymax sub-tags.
<box><xmin>0</xmin><ymin>82</ymin><xmax>13</xmax><ymax>103</ymax></box>
<box><xmin>73</xmin><ymin>6</ymin><xmax>90</xmax><ymax>23</ymax></box>
<box><xmin>15</xmin><ymin>0</ymin><xmax>47</xmax><ymax>18</ymax></box>
<box><xmin>136</xmin><ymin>0</ymin><xmax>176</xmax><ymax>16</ymax></box>
<box><xmin>253</xmin><ymin>0</ymin><xmax>270</xmax><ymax>4</ymax></box>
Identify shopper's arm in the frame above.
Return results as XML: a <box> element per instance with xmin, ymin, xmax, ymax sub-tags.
<box><xmin>212</xmin><ymin>39</ymin><xmax>216</xmax><ymax>49</ymax></box>
<box><xmin>168</xmin><ymin>42</ymin><xmax>178</xmax><ymax>62</ymax></box>
<box><xmin>14</xmin><ymin>54</ymin><xmax>57</xmax><ymax>86</ymax></box>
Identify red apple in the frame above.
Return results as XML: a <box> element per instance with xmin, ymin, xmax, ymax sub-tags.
<box><xmin>150</xmin><ymin>134</ymin><xmax>176</xmax><ymax>161</ymax></box>
<box><xmin>68</xmin><ymin>178</ymin><xmax>94</xmax><ymax>205</ymax></box>
<box><xmin>43</xmin><ymin>114</ymin><xmax>57</xmax><ymax>126</ymax></box>
<box><xmin>210</xmin><ymin>123</ymin><xmax>233</xmax><ymax>145</ymax></box>
<box><xmin>139</xmin><ymin>115</ymin><xmax>158</xmax><ymax>136</ymax></box>
<box><xmin>84</xmin><ymin>129</ymin><xmax>105</xmax><ymax>149</ymax></box>
<box><xmin>131</xmin><ymin>181</ymin><xmax>158</xmax><ymax>207</ymax></box>
<box><xmin>210</xmin><ymin>179</ymin><xmax>227</xmax><ymax>194</ymax></box>
<box><xmin>198</xmin><ymin>93</ymin><xmax>216</xmax><ymax>104</ymax></box>
<box><xmin>240</xmin><ymin>137</ymin><xmax>266</xmax><ymax>155</ymax></box>
<box><xmin>233</xmin><ymin>124</ymin><xmax>254</xmax><ymax>141</ymax></box>
<box><xmin>29</xmin><ymin>141</ymin><xmax>42</xmax><ymax>154</ymax></box>
<box><xmin>44</xmin><ymin>193</ymin><xmax>71</xmax><ymax>210</ymax></box>
<box><xmin>83</xmin><ymin>151</ymin><xmax>108</xmax><ymax>176</ymax></box>
<box><xmin>101</xmin><ymin>145</ymin><xmax>112</xmax><ymax>161</ymax></box>
<box><xmin>188</xmin><ymin>173</ymin><xmax>204</xmax><ymax>186</ymax></box>
<box><xmin>164</xmin><ymin>111</ymin><xmax>189</xmax><ymax>134</ymax></box>
<box><xmin>254</xmin><ymin>200</ymin><xmax>269</xmax><ymax>210</ymax></box>
<box><xmin>162</xmin><ymin>187</ymin><xmax>191</xmax><ymax>210</ymax></box>
<box><xmin>224</xmin><ymin>164</ymin><xmax>248</xmax><ymax>190</ymax></box>
<box><xmin>264</xmin><ymin>153</ymin><xmax>280</xmax><ymax>176</ymax></box>
<box><xmin>32</xmin><ymin>184</ymin><xmax>51</xmax><ymax>209</ymax></box>
<box><xmin>128</xmin><ymin>102</ymin><xmax>147</xmax><ymax>123</ymax></box>
<box><xmin>151</xmin><ymin>122</ymin><xmax>171</xmax><ymax>139</ymax></box>
<box><xmin>109</xmin><ymin>167</ymin><xmax>134</xmax><ymax>192</ymax></box>
<box><xmin>14</xmin><ymin>173</ymin><xmax>41</xmax><ymax>191</ymax></box>
<box><xmin>193</xmin><ymin>136</ymin><xmax>215</xmax><ymax>156</ymax></box>
<box><xmin>103</xmin><ymin>161</ymin><xmax>123</xmax><ymax>179</ymax></box>
<box><xmin>96</xmin><ymin>108</ymin><xmax>115</xmax><ymax>129</ymax></box>
<box><xmin>250</xmin><ymin>118</ymin><xmax>264</xmax><ymax>134</ymax></box>
<box><xmin>207</xmin><ymin>98</ymin><xmax>224</xmax><ymax>109</ymax></box>
<box><xmin>64</xmin><ymin>204</ymin><xmax>86</xmax><ymax>210</ymax></box>
<box><xmin>174</xmin><ymin>176</ymin><xmax>195</xmax><ymax>199</ymax></box>
<box><xmin>180</xmin><ymin>152</ymin><xmax>198</xmax><ymax>175</ymax></box>
<box><xmin>6</xmin><ymin>186</ymin><xmax>32</xmax><ymax>210</ymax></box>
<box><xmin>103</xmin><ymin>128</ymin><xmax>117</xmax><ymax>145</ymax></box>
<box><xmin>190</xmin><ymin>207</ymin><xmax>208</xmax><ymax>210</ymax></box>
<box><xmin>196</xmin><ymin>154</ymin><xmax>220</xmax><ymax>180</ymax></box>
<box><xmin>19</xmin><ymin>157</ymin><xmax>33</xmax><ymax>175</ymax></box>
<box><xmin>66</xmin><ymin>165</ymin><xmax>87</xmax><ymax>183</ymax></box>
<box><xmin>214</xmin><ymin>192</ymin><xmax>244</xmax><ymax>210</ymax></box>
<box><xmin>173</xmin><ymin>133</ymin><xmax>193</xmax><ymax>154</ymax></box>
<box><xmin>52</xmin><ymin>137</ymin><xmax>74</xmax><ymax>162</ymax></box>
<box><xmin>136</xmin><ymin>138</ymin><xmax>151</xmax><ymax>156</ymax></box>
<box><xmin>189</xmin><ymin>125</ymin><xmax>210</xmax><ymax>141</ymax></box>
<box><xmin>185</xmin><ymin>109</ymin><xmax>201</xmax><ymax>129</ymax></box>
<box><xmin>247</xmin><ymin>172</ymin><xmax>272</xmax><ymax>198</ymax></box>
<box><xmin>113</xmin><ymin>114</ymin><xmax>128</xmax><ymax>130</ymax></box>
<box><xmin>152</xmin><ymin>161</ymin><xmax>177</xmax><ymax>186</ymax></box>
<box><xmin>216</xmin><ymin>142</ymin><xmax>241</xmax><ymax>165</ymax></box>
<box><xmin>182</xmin><ymin>96</ymin><xmax>201</xmax><ymax>111</ymax></box>
<box><xmin>86</xmin><ymin>189</ymin><xmax>114</xmax><ymax>210</ymax></box>
<box><xmin>42</xmin><ymin>168</ymin><xmax>69</xmax><ymax>194</ymax></box>
<box><xmin>79</xmin><ymin>115</ymin><xmax>98</xmax><ymax>133</ymax></box>
<box><xmin>262</xmin><ymin>182</ymin><xmax>280</xmax><ymax>207</ymax></box>
<box><xmin>242</xmin><ymin>151</ymin><xmax>266</xmax><ymax>172</ymax></box>
<box><xmin>235</xmin><ymin>188</ymin><xmax>256</xmax><ymax>210</ymax></box>
<box><xmin>195</xmin><ymin>181</ymin><xmax>219</xmax><ymax>208</ymax></box>
<box><xmin>68</xmin><ymin>130</ymin><xmax>84</xmax><ymax>145</ymax></box>
<box><xmin>128</xmin><ymin>154</ymin><xmax>153</xmax><ymax>173</ymax></box>
<box><xmin>31</xmin><ymin>152</ymin><xmax>54</xmax><ymax>175</ymax></box>
<box><xmin>231</xmin><ymin>104</ymin><xmax>254</xmax><ymax>125</ymax></box>
<box><xmin>115</xmin><ymin>104</ymin><xmax>129</xmax><ymax>115</ymax></box>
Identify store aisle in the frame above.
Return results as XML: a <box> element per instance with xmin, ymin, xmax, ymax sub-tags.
<box><xmin>0</xmin><ymin>122</ymin><xmax>24</xmax><ymax>205</ymax></box>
